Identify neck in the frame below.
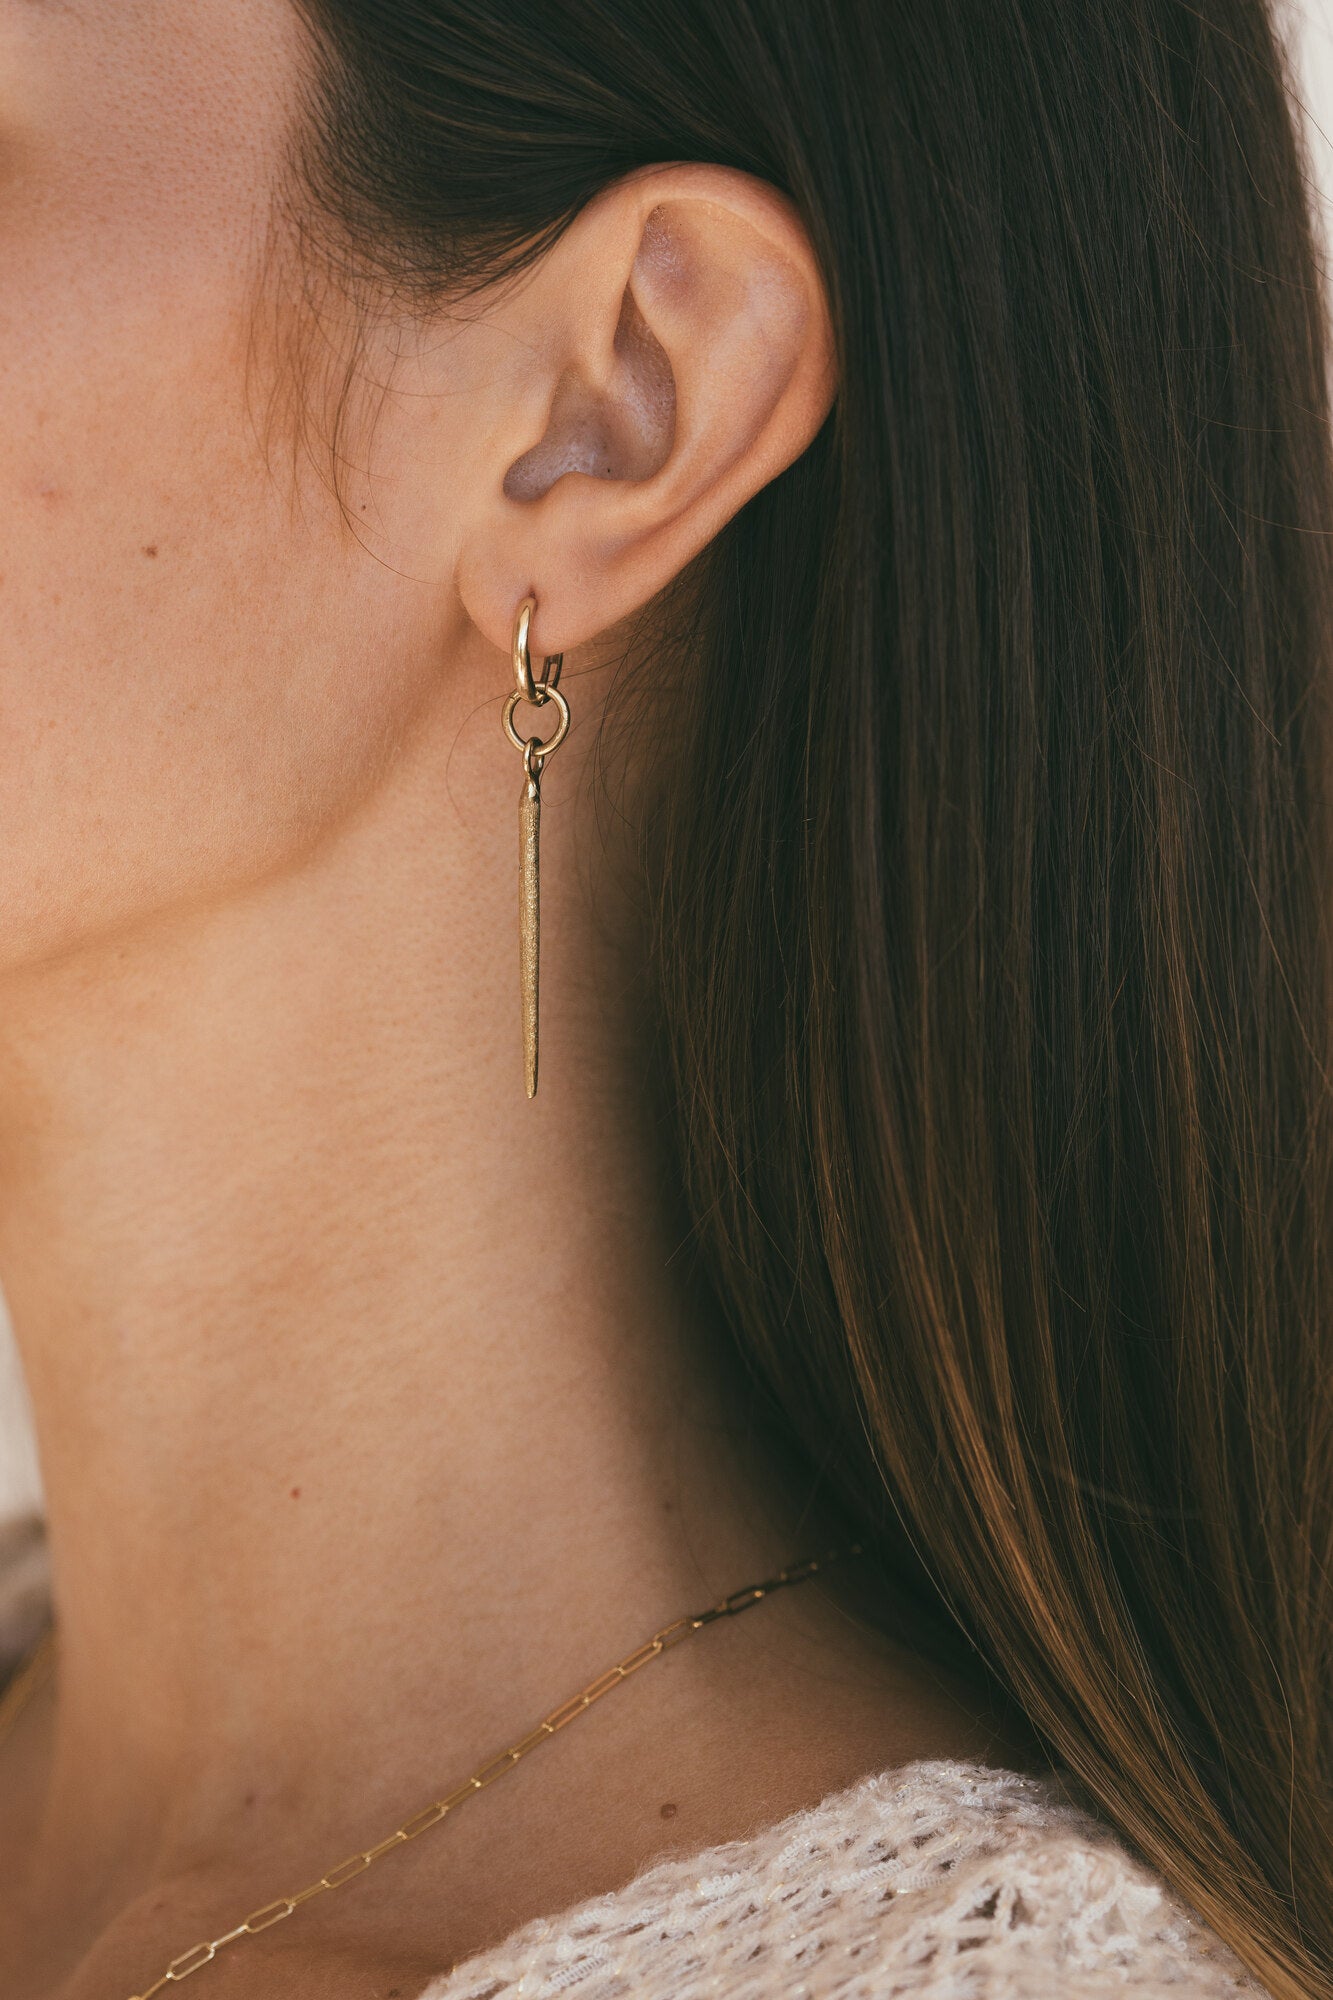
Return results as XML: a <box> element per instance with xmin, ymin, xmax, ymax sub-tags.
<box><xmin>0</xmin><ymin>672</ymin><xmax>813</xmax><ymax>1902</ymax></box>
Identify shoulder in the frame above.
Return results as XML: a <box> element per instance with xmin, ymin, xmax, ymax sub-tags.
<box><xmin>422</xmin><ymin>1760</ymin><xmax>1266</xmax><ymax>1999</ymax></box>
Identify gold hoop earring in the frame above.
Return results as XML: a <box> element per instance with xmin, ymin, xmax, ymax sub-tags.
<box><xmin>502</xmin><ymin>595</ymin><xmax>568</xmax><ymax>1098</ymax></box>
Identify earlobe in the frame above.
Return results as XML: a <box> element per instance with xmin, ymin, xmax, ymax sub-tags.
<box><xmin>456</xmin><ymin>163</ymin><xmax>836</xmax><ymax>663</ymax></box>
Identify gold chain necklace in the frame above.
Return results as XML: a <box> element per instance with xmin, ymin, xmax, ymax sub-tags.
<box><xmin>0</xmin><ymin>1545</ymin><xmax>857</xmax><ymax>1999</ymax></box>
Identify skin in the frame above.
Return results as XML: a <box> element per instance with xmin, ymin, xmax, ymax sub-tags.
<box><xmin>0</xmin><ymin>4</ymin><xmax>1019</xmax><ymax>1996</ymax></box>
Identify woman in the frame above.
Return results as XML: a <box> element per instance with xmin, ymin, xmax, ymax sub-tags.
<box><xmin>0</xmin><ymin>0</ymin><xmax>1329</xmax><ymax>1994</ymax></box>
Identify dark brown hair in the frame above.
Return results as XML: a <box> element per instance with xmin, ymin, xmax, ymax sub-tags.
<box><xmin>292</xmin><ymin>2</ymin><xmax>1333</xmax><ymax>1991</ymax></box>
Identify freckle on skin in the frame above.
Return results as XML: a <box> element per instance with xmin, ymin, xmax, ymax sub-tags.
<box><xmin>659</xmin><ymin>1801</ymin><xmax>678</xmax><ymax>1819</ymax></box>
<box><xmin>290</xmin><ymin>1486</ymin><xmax>301</xmax><ymax>1499</ymax></box>
<box><xmin>141</xmin><ymin>545</ymin><xmax>158</xmax><ymax>558</ymax></box>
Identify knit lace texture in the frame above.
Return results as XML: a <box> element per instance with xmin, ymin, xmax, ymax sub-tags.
<box><xmin>420</xmin><ymin>1761</ymin><xmax>1264</xmax><ymax>1999</ymax></box>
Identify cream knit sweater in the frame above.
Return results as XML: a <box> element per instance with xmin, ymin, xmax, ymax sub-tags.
<box><xmin>416</xmin><ymin>1758</ymin><xmax>1263</xmax><ymax>1999</ymax></box>
<box><xmin>0</xmin><ymin>1520</ymin><xmax>1264</xmax><ymax>1999</ymax></box>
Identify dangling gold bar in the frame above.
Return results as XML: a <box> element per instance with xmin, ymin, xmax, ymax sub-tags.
<box><xmin>519</xmin><ymin>769</ymin><xmax>541</xmax><ymax>1097</ymax></box>
<box><xmin>504</xmin><ymin>595</ymin><xmax>568</xmax><ymax>1100</ymax></box>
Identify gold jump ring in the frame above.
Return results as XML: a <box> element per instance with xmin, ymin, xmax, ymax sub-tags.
<box><xmin>503</xmin><ymin>685</ymin><xmax>570</xmax><ymax>763</ymax></box>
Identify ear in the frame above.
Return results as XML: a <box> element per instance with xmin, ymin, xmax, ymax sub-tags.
<box><xmin>454</xmin><ymin>164</ymin><xmax>836</xmax><ymax>660</ymax></box>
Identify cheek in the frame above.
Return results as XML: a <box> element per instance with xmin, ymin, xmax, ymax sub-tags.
<box><xmin>0</xmin><ymin>2</ymin><xmax>433</xmax><ymax>968</ymax></box>
<box><xmin>0</xmin><ymin>361</ymin><xmax>415</xmax><ymax>969</ymax></box>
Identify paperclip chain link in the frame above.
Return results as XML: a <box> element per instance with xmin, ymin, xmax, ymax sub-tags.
<box><xmin>0</xmin><ymin>1547</ymin><xmax>859</xmax><ymax>1998</ymax></box>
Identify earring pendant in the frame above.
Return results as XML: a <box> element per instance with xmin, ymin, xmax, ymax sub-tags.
<box><xmin>502</xmin><ymin>597</ymin><xmax>568</xmax><ymax>1097</ymax></box>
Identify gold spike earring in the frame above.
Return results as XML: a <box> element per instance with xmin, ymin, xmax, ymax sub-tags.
<box><xmin>501</xmin><ymin>595</ymin><xmax>569</xmax><ymax>1097</ymax></box>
